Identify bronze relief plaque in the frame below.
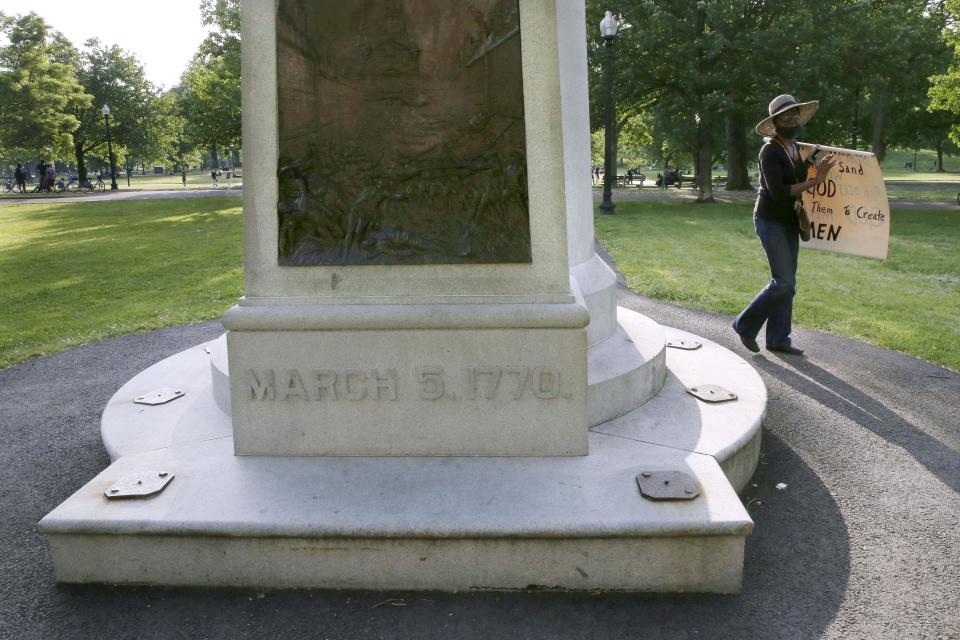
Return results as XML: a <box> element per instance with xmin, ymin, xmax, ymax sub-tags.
<box><xmin>276</xmin><ymin>0</ymin><xmax>531</xmax><ymax>266</ymax></box>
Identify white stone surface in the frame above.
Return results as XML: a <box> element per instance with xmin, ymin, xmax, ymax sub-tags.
<box><xmin>558</xmin><ymin>0</ymin><xmax>599</xmax><ymax>270</ymax></box>
<box><xmin>587</xmin><ymin>308</ymin><xmax>666</xmax><ymax>426</ymax></box>
<box><xmin>46</xmin><ymin>533</ymin><xmax>747</xmax><ymax>593</ymax></box>
<box><xmin>590</xmin><ymin>328</ymin><xmax>767</xmax><ymax>493</ymax></box>
<box><xmin>571</xmin><ymin>254</ymin><xmax>619</xmax><ymax>347</ymax></box>
<box><xmin>41</xmin><ymin>431</ymin><xmax>751</xmax><ymax>592</ymax></box>
<box><xmin>557</xmin><ymin>0</ymin><xmax>620</xmax><ymax>348</ymax></box>
<box><xmin>227</xmin><ymin>325</ymin><xmax>588</xmax><ymax>457</ymax></box>
<box><xmin>101</xmin><ymin>318</ymin><xmax>762</xmax><ymax>490</ymax></box>
<box><xmin>101</xmin><ymin>342</ymin><xmax>230</xmax><ymax>462</ymax></box>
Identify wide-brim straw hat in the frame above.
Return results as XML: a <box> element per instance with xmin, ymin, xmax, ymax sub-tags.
<box><xmin>755</xmin><ymin>94</ymin><xmax>819</xmax><ymax>136</ymax></box>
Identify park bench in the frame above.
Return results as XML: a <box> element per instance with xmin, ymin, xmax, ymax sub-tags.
<box><xmin>616</xmin><ymin>173</ymin><xmax>646</xmax><ymax>188</ymax></box>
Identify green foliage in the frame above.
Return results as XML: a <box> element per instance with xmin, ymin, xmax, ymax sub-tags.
<box><xmin>586</xmin><ymin>1</ymin><xmax>954</xmax><ymax>189</ymax></box>
<box><xmin>595</xmin><ymin>201</ymin><xmax>960</xmax><ymax>371</ymax></box>
<box><xmin>199</xmin><ymin>0</ymin><xmax>240</xmax><ymax>73</ymax></box>
<box><xmin>178</xmin><ymin>54</ymin><xmax>241</xmax><ymax>152</ymax></box>
<box><xmin>66</xmin><ymin>39</ymin><xmax>171</xmax><ymax>180</ymax></box>
<box><xmin>177</xmin><ymin>0</ymin><xmax>241</xmax><ymax>156</ymax></box>
<box><xmin>0</xmin><ymin>197</ymin><xmax>243</xmax><ymax>369</ymax></box>
<box><xmin>929</xmin><ymin>0</ymin><xmax>960</xmax><ymax>146</ymax></box>
<box><xmin>0</xmin><ymin>12</ymin><xmax>89</xmax><ymax>159</ymax></box>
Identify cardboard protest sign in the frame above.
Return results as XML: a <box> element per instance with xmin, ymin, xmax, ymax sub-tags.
<box><xmin>797</xmin><ymin>143</ymin><xmax>890</xmax><ymax>260</ymax></box>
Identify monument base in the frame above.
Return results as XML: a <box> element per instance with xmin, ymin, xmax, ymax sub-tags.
<box><xmin>40</xmin><ymin>309</ymin><xmax>765</xmax><ymax>593</ymax></box>
<box><xmin>223</xmin><ymin>301</ymin><xmax>589</xmax><ymax>456</ymax></box>
<box><xmin>43</xmin><ymin>433</ymin><xmax>748</xmax><ymax>593</ymax></box>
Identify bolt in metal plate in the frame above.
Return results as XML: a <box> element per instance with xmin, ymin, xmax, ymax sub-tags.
<box><xmin>636</xmin><ymin>471</ymin><xmax>700</xmax><ymax>500</ymax></box>
<box><xmin>667</xmin><ymin>339</ymin><xmax>702</xmax><ymax>350</ymax></box>
<box><xmin>686</xmin><ymin>384</ymin><xmax>737</xmax><ymax>403</ymax></box>
<box><xmin>105</xmin><ymin>471</ymin><xmax>174</xmax><ymax>499</ymax></box>
<box><xmin>134</xmin><ymin>388</ymin><xmax>185</xmax><ymax>406</ymax></box>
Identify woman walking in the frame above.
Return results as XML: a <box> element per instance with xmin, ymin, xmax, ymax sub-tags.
<box><xmin>732</xmin><ymin>94</ymin><xmax>836</xmax><ymax>356</ymax></box>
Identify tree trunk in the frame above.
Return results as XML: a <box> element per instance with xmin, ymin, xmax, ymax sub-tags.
<box><xmin>74</xmin><ymin>139</ymin><xmax>87</xmax><ymax>183</ymax></box>
<box><xmin>211</xmin><ymin>144</ymin><xmax>220</xmax><ymax>171</ymax></box>
<box><xmin>936</xmin><ymin>140</ymin><xmax>944</xmax><ymax>172</ymax></box>
<box><xmin>850</xmin><ymin>91</ymin><xmax>860</xmax><ymax>149</ymax></box>
<box><xmin>871</xmin><ymin>107</ymin><xmax>886</xmax><ymax>160</ymax></box>
<box><xmin>692</xmin><ymin>4</ymin><xmax>712</xmax><ymax>203</ymax></box>
<box><xmin>724</xmin><ymin>110</ymin><xmax>751</xmax><ymax>190</ymax></box>
<box><xmin>696</xmin><ymin>119</ymin><xmax>714</xmax><ymax>203</ymax></box>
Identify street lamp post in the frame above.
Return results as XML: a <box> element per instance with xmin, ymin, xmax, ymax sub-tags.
<box><xmin>599</xmin><ymin>10</ymin><xmax>618</xmax><ymax>214</ymax></box>
<box><xmin>101</xmin><ymin>104</ymin><xmax>119</xmax><ymax>190</ymax></box>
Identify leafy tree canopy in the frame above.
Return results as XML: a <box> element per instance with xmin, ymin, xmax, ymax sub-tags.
<box><xmin>0</xmin><ymin>12</ymin><xmax>89</xmax><ymax>159</ymax></box>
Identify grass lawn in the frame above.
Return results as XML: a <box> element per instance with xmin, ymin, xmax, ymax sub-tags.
<box><xmin>595</xmin><ymin>201</ymin><xmax>960</xmax><ymax>371</ymax></box>
<box><xmin>0</xmin><ymin>196</ymin><xmax>243</xmax><ymax>369</ymax></box>
<box><xmin>2</xmin><ymin>194</ymin><xmax>957</xmax><ymax>372</ymax></box>
<box><xmin>117</xmin><ymin>170</ymin><xmax>243</xmax><ymax>191</ymax></box>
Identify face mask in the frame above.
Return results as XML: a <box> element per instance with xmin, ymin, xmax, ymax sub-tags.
<box><xmin>775</xmin><ymin>124</ymin><xmax>802</xmax><ymax>139</ymax></box>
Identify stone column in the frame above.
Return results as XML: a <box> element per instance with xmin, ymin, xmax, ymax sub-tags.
<box><xmin>559</xmin><ymin>0</ymin><xmax>619</xmax><ymax>347</ymax></box>
<box><xmin>224</xmin><ymin>0</ymin><xmax>589</xmax><ymax>457</ymax></box>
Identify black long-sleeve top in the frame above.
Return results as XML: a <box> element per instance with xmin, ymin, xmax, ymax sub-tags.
<box><xmin>754</xmin><ymin>140</ymin><xmax>810</xmax><ymax>224</ymax></box>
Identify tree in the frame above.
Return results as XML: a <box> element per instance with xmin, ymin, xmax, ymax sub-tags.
<box><xmin>69</xmin><ymin>40</ymin><xmax>167</xmax><ymax>182</ymax></box>
<box><xmin>929</xmin><ymin>0</ymin><xmax>960</xmax><ymax>150</ymax></box>
<box><xmin>586</xmin><ymin>0</ymin><xmax>953</xmax><ymax>200</ymax></box>
<box><xmin>176</xmin><ymin>0</ymin><xmax>242</xmax><ymax>168</ymax></box>
<box><xmin>177</xmin><ymin>54</ymin><xmax>241</xmax><ymax>169</ymax></box>
<box><xmin>0</xmin><ymin>12</ymin><xmax>89</xmax><ymax>160</ymax></box>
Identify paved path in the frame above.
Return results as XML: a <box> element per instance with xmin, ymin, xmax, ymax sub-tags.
<box><xmin>1</xmin><ymin>273</ymin><xmax>956</xmax><ymax>639</ymax></box>
<box><xmin>0</xmin><ymin>188</ymin><xmax>241</xmax><ymax>205</ymax></box>
<box><xmin>2</xmin><ymin>186</ymin><xmax>954</xmax><ymax>209</ymax></box>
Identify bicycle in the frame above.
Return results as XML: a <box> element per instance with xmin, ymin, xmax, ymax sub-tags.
<box><xmin>2</xmin><ymin>177</ymin><xmax>14</xmax><ymax>194</ymax></box>
<box><xmin>77</xmin><ymin>176</ymin><xmax>105</xmax><ymax>192</ymax></box>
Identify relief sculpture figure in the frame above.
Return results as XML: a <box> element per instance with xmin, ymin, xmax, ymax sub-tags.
<box><xmin>277</xmin><ymin>0</ymin><xmax>531</xmax><ymax>265</ymax></box>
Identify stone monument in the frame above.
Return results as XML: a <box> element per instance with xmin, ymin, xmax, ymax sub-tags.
<box><xmin>40</xmin><ymin>0</ymin><xmax>766</xmax><ymax>593</ymax></box>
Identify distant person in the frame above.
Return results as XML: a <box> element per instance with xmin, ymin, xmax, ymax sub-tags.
<box><xmin>732</xmin><ymin>94</ymin><xmax>836</xmax><ymax>356</ymax></box>
<box><xmin>211</xmin><ymin>169</ymin><xmax>218</xmax><ymax>188</ymax></box>
<box><xmin>13</xmin><ymin>163</ymin><xmax>26</xmax><ymax>193</ymax></box>
<box><xmin>45</xmin><ymin>164</ymin><xmax>56</xmax><ymax>192</ymax></box>
<box><xmin>36</xmin><ymin>160</ymin><xmax>47</xmax><ymax>191</ymax></box>
<box><xmin>182</xmin><ymin>168</ymin><xmax>187</xmax><ymax>187</ymax></box>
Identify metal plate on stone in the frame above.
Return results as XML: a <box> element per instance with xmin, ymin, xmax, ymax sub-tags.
<box><xmin>666</xmin><ymin>339</ymin><xmax>702</xmax><ymax>350</ymax></box>
<box><xmin>636</xmin><ymin>471</ymin><xmax>700</xmax><ymax>501</ymax></box>
<box><xmin>134</xmin><ymin>388</ymin><xmax>185</xmax><ymax>406</ymax></box>
<box><xmin>105</xmin><ymin>471</ymin><xmax>174</xmax><ymax>499</ymax></box>
<box><xmin>686</xmin><ymin>384</ymin><xmax>737</xmax><ymax>403</ymax></box>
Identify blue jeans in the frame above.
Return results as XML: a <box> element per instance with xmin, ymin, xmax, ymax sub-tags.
<box><xmin>733</xmin><ymin>216</ymin><xmax>799</xmax><ymax>347</ymax></box>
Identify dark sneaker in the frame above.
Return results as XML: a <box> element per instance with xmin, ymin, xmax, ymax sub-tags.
<box><xmin>734</xmin><ymin>329</ymin><xmax>760</xmax><ymax>353</ymax></box>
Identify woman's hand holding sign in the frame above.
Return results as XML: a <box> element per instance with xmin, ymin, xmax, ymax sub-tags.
<box><xmin>814</xmin><ymin>153</ymin><xmax>837</xmax><ymax>184</ymax></box>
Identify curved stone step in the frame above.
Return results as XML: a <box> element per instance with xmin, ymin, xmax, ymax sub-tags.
<box><xmin>102</xmin><ymin>320</ymin><xmax>762</xmax><ymax>494</ymax></box>
<box><xmin>586</xmin><ymin>307</ymin><xmax>667</xmax><ymax>427</ymax></box>
<box><xmin>590</xmin><ymin>328</ymin><xmax>767</xmax><ymax>493</ymax></box>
